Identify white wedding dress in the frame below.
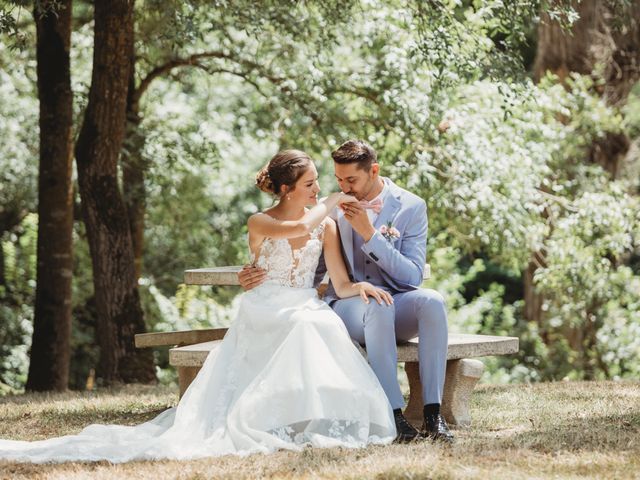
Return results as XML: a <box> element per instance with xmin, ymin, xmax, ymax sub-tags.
<box><xmin>0</xmin><ymin>220</ymin><xmax>396</xmax><ymax>463</ymax></box>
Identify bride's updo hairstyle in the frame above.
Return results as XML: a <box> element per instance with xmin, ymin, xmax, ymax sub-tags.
<box><xmin>256</xmin><ymin>149</ymin><xmax>313</xmax><ymax>197</ymax></box>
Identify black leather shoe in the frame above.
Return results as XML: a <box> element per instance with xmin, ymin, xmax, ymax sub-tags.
<box><xmin>394</xmin><ymin>410</ymin><xmax>422</xmax><ymax>443</ymax></box>
<box><xmin>423</xmin><ymin>414</ymin><xmax>454</xmax><ymax>444</ymax></box>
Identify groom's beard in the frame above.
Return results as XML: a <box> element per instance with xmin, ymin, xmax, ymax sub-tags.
<box><xmin>348</xmin><ymin>178</ymin><xmax>377</xmax><ymax>201</ymax></box>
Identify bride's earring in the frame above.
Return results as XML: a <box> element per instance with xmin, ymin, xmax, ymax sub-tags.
<box><xmin>286</xmin><ymin>194</ymin><xmax>291</xmax><ymax>200</ymax></box>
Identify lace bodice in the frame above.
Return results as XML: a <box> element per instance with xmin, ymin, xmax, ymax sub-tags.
<box><xmin>251</xmin><ymin>220</ymin><xmax>325</xmax><ymax>289</ymax></box>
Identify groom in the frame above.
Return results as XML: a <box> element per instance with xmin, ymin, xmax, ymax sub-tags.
<box><xmin>240</xmin><ymin>140</ymin><xmax>452</xmax><ymax>443</ymax></box>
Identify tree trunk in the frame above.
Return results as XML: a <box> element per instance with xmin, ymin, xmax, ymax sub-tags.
<box><xmin>74</xmin><ymin>0</ymin><xmax>155</xmax><ymax>384</ymax></box>
<box><xmin>533</xmin><ymin>1</ymin><xmax>599</xmax><ymax>83</ymax></box>
<box><xmin>123</xmin><ymin>52</ymin><xmax>147</xmax><ymax>280</ymax></box>
<box><xmin>122</xmin><ymin>151</ymin><xmax>146</xmax><ymax>280</ymax></box>
<box><xmin>25</xmin><ymin>0</ymin><xmax>74</xmax><ymax>392</ymax></box>
<box><xmin>598</xmin><ymin>2</ymin><xmax>640</xmax><ymax>107</ymax></box>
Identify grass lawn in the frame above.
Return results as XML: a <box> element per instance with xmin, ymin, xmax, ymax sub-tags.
<box><xmin>0</xmin><ymin>380</ymin><xmax>638</xmax><ymax>479</ymax></box>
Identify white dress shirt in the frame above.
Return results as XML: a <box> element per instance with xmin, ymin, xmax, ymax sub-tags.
<box><xmin>366</xmin><ymin>180</ymin><xmax>389</xmax><ymax>224</ymax></box>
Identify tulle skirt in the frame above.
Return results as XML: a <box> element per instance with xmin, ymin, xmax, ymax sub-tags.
<box><xmin>0</xmin><ymin>284</ymin><xmax>395</xmax><ymax>463</ymax></box>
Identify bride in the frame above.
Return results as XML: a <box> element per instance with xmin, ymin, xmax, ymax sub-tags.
<box><xmin>0</xmin><ymin>150</ymin><xmax>397</xmax><ymax>463</ymax></box>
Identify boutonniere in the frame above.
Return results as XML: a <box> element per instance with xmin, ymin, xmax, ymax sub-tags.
<box><xmin>379</xmin><ymin>222</ymin><xmax>400</xmax><ymax>242</ymax></box>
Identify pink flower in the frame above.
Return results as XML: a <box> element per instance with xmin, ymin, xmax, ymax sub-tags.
<box><xmin>380</xmin><ymin>222</ymin><xmax>400</xmax><ymax>241</ymax></box>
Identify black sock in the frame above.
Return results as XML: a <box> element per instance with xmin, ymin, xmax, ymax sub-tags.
<box><xmin>393</xmin><ymin>408</ymin><xmax>402</xmax><ymax>416</ymax></box>
<box><xmin>423</xmin><ymin>403</ymin><xmax>440</xmax><ymax>417</ymax></box>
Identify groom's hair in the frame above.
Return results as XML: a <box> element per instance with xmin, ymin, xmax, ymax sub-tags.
<box><xmin>331</xmin><ymin>140</ymin><xmax>377</xmax><ymax>171</ymax></box>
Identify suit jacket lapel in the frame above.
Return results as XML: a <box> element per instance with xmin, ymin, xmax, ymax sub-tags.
<box><xmin>374</xmin><ymin>178</ymin><xmax>401</xmax><ymax>229</ymax></box>
<box><xmin>337</xmin><ymin>210</ymin><xmax>354</xmax><ymax>273</ymax></box>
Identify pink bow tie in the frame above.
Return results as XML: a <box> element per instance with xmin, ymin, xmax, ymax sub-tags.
<box><xmin>359</xmin><ymin>198</ymin><xmax>383</xmax><ymax>214</ymax></box>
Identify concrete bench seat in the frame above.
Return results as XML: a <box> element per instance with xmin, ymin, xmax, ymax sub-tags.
<box><xmin>136</xmin><ymin>327</ymin><xmax>518</xmax><ymax>427</ymax></box>
<box><xmin>183</xmin><ymin>265</ymin><xmax>432</xmax><ymax>286</ymax></box>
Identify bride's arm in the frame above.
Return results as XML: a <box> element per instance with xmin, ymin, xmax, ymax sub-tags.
<box><xmin>248</xmin><ymin>192</ymin><xmax>354</xmax><ymax>241</ymax></box>
<box><xmin>323</xmin><ymin>218</ymin><xmax>393</xmax><ymax>305</ymax></box>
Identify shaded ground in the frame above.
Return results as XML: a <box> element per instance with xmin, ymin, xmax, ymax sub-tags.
<box><xmin>0</xmin><ymin>380</ymin><xmax>638</xmax><ymax>479</ymax></box>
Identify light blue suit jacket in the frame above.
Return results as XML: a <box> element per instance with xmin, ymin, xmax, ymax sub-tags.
<box><xmin>318</xmin><ymin>177</ymin><xmax>428</xmax><ymax>303</ymax></box>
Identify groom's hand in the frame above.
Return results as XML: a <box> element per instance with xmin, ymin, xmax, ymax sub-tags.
<box><xmin>238</xmin><ymin>265</ymin><xmax>267</xmax><ymax>291</ymax></box>
<box><xmin>341</xmin><ymin>203</ymin><xmax>376</xmax><ymax>242</ymax></box>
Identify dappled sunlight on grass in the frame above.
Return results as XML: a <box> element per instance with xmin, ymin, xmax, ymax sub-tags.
<box><xmin>0</xmin><ymin>381</ymin><xmax>638</xmax><ymax>479</ymax></box>
<box><xmin>0</xmin><ymin>384</ymin><xmax>176</xmax><ymax>441</ymax></box>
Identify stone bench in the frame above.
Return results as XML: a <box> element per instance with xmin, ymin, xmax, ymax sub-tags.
<box><xmin>182</xmin><ymin>265</ymin><xmax>431</xmax><ymax>287</ymax></box>
<box><xmin>135</xmin><ymin>266</ymin><xmax>519</xmax><ymax>427</ymax></box>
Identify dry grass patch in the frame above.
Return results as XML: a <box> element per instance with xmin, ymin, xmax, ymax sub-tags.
<box><xmin>0</xmin><ymin>384</ymin><xmax>175</xmax><ymax>441</ymax></box>
<box><xmin>0</xmin><ymin>381</ymin><xmax>638</xmax><ymax>479</ymax></box>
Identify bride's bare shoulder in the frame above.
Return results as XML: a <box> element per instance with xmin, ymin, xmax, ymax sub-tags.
<box><xmin>323</xmin><ymin>217</ymin><xmax>337</xmax><ymax>236</ymax></box>
<box><xmin>248</xmin><ymin>211</ymin><xmax>274</xmax><ymax>225</ymax></box>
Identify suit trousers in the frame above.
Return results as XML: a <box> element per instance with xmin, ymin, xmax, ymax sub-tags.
<box><xmin>331</xmin><ymin>288</ymin><xmax>448</xmax><ymax>410</ymax></box>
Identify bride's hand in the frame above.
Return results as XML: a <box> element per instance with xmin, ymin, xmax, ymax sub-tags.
<box><xmin>238</xmin><ymin>264</ymin><xmax>267</xmax><ymax>291</ymax></box>
<box><xmin>355</xmin><ymin>282</ymin><xmax>393</xmax><ymax>305</ymax></box>
<box><xmin>336</xmin><ymin>192</ymin><xmax>359</xmax><ymax>206</ymax></box>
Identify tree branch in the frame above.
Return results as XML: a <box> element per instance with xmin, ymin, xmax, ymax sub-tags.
<box><xmin>132</xmin><ymin>50</ymin><xmax>286</xmax><ymax>109</ymax></box>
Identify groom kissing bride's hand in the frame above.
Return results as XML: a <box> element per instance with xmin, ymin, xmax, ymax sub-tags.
<box><xmin>240</xmin><ymin>140</ymin><xmax>453</xmax><ymax>444</ymax></box>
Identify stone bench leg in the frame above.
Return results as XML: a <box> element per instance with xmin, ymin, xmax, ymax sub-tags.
<box><xmin>442</xmin><ymin>359</ymin><xmax>484</xmax><ymax>426</ymax></box>
<box><xmin>403</xmin><ymin>358</ymin><xmax>484</xmax><ymax>428</ymax></box>
<box><xmin>178</xmin><ymin>366</ymin><xmax>201</xmax><ymax>398</ymax></box>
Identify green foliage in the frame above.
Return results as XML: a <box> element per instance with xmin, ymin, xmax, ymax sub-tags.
<box><xmin>622</xmin><ymin>82</ymin><xmax>640</xmax><ymax>138</ymax></box>
<box><xmin>0</xmin><ymin>214</ymin><xmax>36</xmax><ymax>393</ymax></box>
<box><xmin>0</xmin><ymin>41</ymin><xmax>38</xmax><ymax>223</ymax></box>
<box><xmin>413</xmin><ymin>80</ymin><xmax>561</xmax><ymax>270</ymax></box>
<box><xmin>0</xmin><ymin>1</ymin><xmax>30</xmax><ymax>50</ymax></box>
<box><xmin>0</xmin><ymin>40</ymin><xmax>38</xmax><ymax>394</ymax></box>
<box><xmin>410</xmin><ymin>0</ymin><xmax>577</xmax><ymax>87</ymax></box>
<box><xmin>140</xmin><ymin>75</ymin><xmax>271</xmax><ymax>295</ymax></box>
<box><xmin>534</xmin><ymin>187</ymin><xmax>640</xmax><ymax>379</ymax></box>
<box><xmin>425</xmin><ymin>239</ymin><xmax>543</xmax><ymax>383</ymax></box>
<box><xmin>375</xmin><ymin>65</ymin><xmax>639</xmax><ymax>383</ymax></box>
<box><xmin>0</xmin><ymin>0</ymin><xmax>639</xmax><ymax>390</ymax></box>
